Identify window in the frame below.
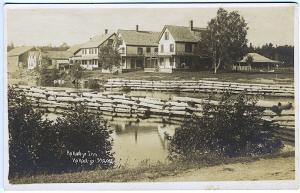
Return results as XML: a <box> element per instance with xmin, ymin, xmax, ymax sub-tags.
<box><xmin>146</xmin><ymin>47</ymin><xmax>151</xmax><ymax>53</ymax></box>
<box><xmin>120</xmin><ymin>47</ymin><xmax>125</xmax><ymax>54</ymax></box>
<box><xmin>137</xmin><ymin>47</ymin><xmax>143</xmax><ymax>55</ymax></box>
<box><xmin>160</xmin><ymin>45</ymin><xmax>164</xmax><ymax>53</ymax></box>
<box><xmin>170</xmin><ymin>44</ymin><xmax>174</xmax><ymax>52</ymax></box>
<box><xmin>165</xmin><ymin>32</ymin><xmax>169</xmax><ymax>40</ymax></box>
<box><xmin>185</xmin><ymin>43</ymin><xmax>192</xmax><ymax>53</ymax></box>
<box><xmin>107</xmin><ymin>39</ymin><xmax>113</xmax><ymax>46</ymax></box>
<box><xmin>170</xmin><ymin>57</ymin><xmax>174</xmax><ymax>66</ymax></box>
<box><xmin>154</xmin><ymin>48</ymin><xmax>158</xmax><ymax>53</ymax></box>
<box><xmin>160</xmin><ymin>58</ymin><xmax>164</xmax><ymax>65</ymax></box>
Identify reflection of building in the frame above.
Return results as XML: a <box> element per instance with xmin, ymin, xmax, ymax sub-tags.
<box><xmin>69</xmin><ymin>30</ymin><xmax>116</xmax><ymax>70</ymax></box>
<box><xmin>156</xmin><ymin>21</ymin><xmax>210</xmax><ymax>73</ymax></box>
<box><xmin>117</xmin><ymin>26</ymin><xmax>160</xmax><ymax>71</ymax></box>
<box><xmin>233</xmin><ymin>52</ymin><xmax>282</xmax><ymax>72</ymax></box>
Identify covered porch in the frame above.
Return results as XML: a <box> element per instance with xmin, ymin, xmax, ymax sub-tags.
<box><xmin>121</xmin><ymin>55</ymin><xmax>145</xmax><ymax>70</ymax></box>
<box><xmin>144</xmin><ymin>55</ymin><xmax>202</xmax><ymax>73</ymax></box>
<box><xmin>234</xmin><ymin>53</ymin><xmax>281</xmax><ymax>72</ymax></box>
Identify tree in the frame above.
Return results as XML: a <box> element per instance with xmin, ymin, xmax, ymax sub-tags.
<box><xmin>69</xmin><ymin>62</ymin><xmax>83</xmax><ymax>88</ymax></box>
<box><xmin>254</xmin><ymin>44</ymin><xmax>294</xmax><ymax>67</ymax></box>
<box><xmin>245</xmin><ymin>55</ymin><xmax>254</xmax><ymax>66</ymax></box>
<box><xmin>98</xmin><ymin>44</ymin><xmax>121</xmax><ymax>72</ymax></box>
<box><xmin>7</xmin><ymin>42</ymin><xmax>15</xmax><ymax>52</ymax></box>
<box><xmin>8</xmin><ymin>86</ymin><xmax>54</xmax><ymax>176</ymax></box>
<box><xmin>8</xmin><ymin>86</ymin><xmax>115</xmax><ymax>177</ymax></box>
<box><xmin>203</xmin><ymin>8</ymin><xmax>249</xmax><ymax>73</ymax></box>
<box><xmin>169</xmin><ymin>91</ymin><xmax>283</xmax><ymax>161</ymax></box>
<box><xmin>35</xmin><ymin>61</ymin><xmax>60</xmax><ymax>86</ymax></box>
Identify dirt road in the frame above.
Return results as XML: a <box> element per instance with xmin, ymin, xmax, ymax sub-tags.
<box><xmin>154</xmin><ymin>156</ymin><xmax>295</xmax><ymax>181</ymax></box>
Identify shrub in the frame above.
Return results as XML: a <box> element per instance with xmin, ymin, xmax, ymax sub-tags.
<box><xmin>35</xmin><ymin>63</ymin><xmax>61</xmax><ymax>86</ymax></box>
<box><xmin>87</xmin><ymin>79</ymin><xmax>100</xmax><ymax>90</ymax></box>
<box><xmin>168</xmin><ymin>91</ymin><xmax>283</xmax><ymax>161</ymax></box>
<box><xmin>52</xmin><ymin>107</ymin><xmax>114</xmax><ymax>171</ymax></box>
<box><xmin>8</xmin><ymin>86</ymin><xmax>114</xmax><ymax>177</ymax></box>
<box><xmin>8</xmin><ymin>86</ymin><xmax>54</xmax><ymax>176</ymax></box>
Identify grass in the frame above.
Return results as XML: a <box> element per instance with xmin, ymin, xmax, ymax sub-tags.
<box><xmin>8</xmin><ymin>69</ymin><xmax>294</xmax><ymax>87</ymax></box>
<box><xmin>9</xmin><ymin>151</ymin><xmax>294</xmax><ymax>184</ymax></box>
<box><xmin>83</xmin><ymin>70</ymin><xmax>294</xmax><ymax>84</ymax></box>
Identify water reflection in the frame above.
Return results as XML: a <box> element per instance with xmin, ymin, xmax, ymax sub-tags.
<box><xmin>44</xmin><ymin>113</ymin><xmax>178</xmax><ymax>167</ymax></box>
<box><xmin>126</xmin><ymin>90</ymin><xmax>212</xmax><ymax>101</ymax></box>
<box><xmin>110</xmin><ymin>120</ymin><xmax>178</xmax><ymax>166</ymax></box>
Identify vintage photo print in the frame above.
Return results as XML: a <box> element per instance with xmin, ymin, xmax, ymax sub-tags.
<box><xmin>3</xmin><ymin>2</ymin><xmax>299</xmax><ymax>190</ymax></box>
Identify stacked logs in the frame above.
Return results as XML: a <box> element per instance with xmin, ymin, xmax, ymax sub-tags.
<box><xmin>14</xmin><ymin>85</ymin><xmax>295</xmax><ymax>145</ymax></box>
<box><xmin>104</xmin><ymin>79</ymin><xmax>294</xmax><ymax>97</ymax></box>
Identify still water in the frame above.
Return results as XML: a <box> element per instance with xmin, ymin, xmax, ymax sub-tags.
<box><xmin>110</xmin><ymin>121</ymin><xmax>177</xmax><ymax>166</ymax></box>
<box><xmin>42</xmin><ymin>90</ymin><xmax>293</xmax><ymax>167</ymax></box>
<box><xmin>45</xmin><ymin>113</ymin><xmax>178</xmax><ymax>167</ymax></box>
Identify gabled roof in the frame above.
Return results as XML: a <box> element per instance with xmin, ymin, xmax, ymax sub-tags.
<box><xmin>8</xmin><ymin>46</ymin><xmax>34</xmax><ymax>57</ymax></box>
<box><xmin>43</xmin><ymin>51</ymin><xmax>73</xmax><ymax>59</ymax></box>
<box><xmin>160</xmin><ymin>25</ymin><xmax>206</xmax><ymax>43</ymax></box>
<box><xmin>80</xmin><ymin>33</ymin><xmax>115</xmax><ymax>49</ymax></box>
<box><xmin>118</xmin><ymin>29</ymin><xmax>160</xmax><ymax>46</ymax></box>
<box><xmin>67</xmin><ymin>44</ymin><xmax>82</xmax><ymax>54</ymax></box>
<box><xmin>239</xmin><ymin>53</ymin><xmax>281</xmax><ymax>64</ymax></box>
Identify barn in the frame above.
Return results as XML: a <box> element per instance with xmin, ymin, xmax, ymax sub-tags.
<box><xmin>7</xmin><ymin>46</ymin><xmax>35</xmax><ymax>73</ymax></box>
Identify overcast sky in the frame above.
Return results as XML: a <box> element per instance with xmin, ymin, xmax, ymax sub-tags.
<box><xmin>5</xmin><ymin>4</ymin><xmax>296</xmax><ymax>47</ymax></box>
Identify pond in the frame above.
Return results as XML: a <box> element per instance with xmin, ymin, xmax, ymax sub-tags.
<box><xmin>110</xmin><ymin>120</ymin><xmax>178</xmax><ymax>167</ymax></box>
<box><xmin>44</xmin><ymin>113</ymin><xmax>178</xmax><ymax>167</ymax></box>
<box><xmin>42</xmin><ymin>90</ymin><xmax>294</xmax><ymax>167</ymax></box>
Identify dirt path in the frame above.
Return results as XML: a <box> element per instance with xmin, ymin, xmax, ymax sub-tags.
<box><xmin>154</xmin><ymin>156</ymin><xmax>295</xmax><ymax>182</ymax></box>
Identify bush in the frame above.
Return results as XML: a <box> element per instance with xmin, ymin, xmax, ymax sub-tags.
<box><xmin>35</xmin><ymin>63</ymin><xmax>61</xmax><ymax>86</ymax></box>
<box><xmin>8</xmin><ymin>86</ymin><xmax>54</xmax><ymax>176</ymax></box>
<box><xmin>8</xmin><ymin>86</ymin><xmax>114</xmax><ymax>177</ymax></box>
<box><xmin>168</xmin><ymin>91</ymin><xmax>283</xmax><ymax>161</ymax></box>
<box><xmin>52</xmin><ymin>107</ymin><xmax>114</xmax><ymax>171</ymax></box>
<box><xmin>87</xmin><ymin>79</ymin><xmax>100</xmax><ymax>90</ymax></box>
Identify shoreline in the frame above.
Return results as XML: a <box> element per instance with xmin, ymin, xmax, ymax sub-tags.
<box><xmin>10</xmin><ymin>151</ymin><xmax>295</xmax><ymax>184</ymax></box>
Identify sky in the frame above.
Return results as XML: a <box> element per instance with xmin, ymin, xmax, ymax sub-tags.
<box><xmin>5</xmin><ymin>4</ymin><xmax>296</xmax><ymax>47</ymax></box>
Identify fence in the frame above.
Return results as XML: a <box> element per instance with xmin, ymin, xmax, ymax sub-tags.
<box><xmin>104</xmin><ymin>79</ymin><xmax>294</xmax><ymax>97</ymax></box>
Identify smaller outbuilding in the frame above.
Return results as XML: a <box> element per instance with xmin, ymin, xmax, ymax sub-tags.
<box><xmin>7</xmin><ymin>46</ymin><xmax>36</xmax><ymax>73</ymax></box>
<box><xmin>233</xmin><ymin>52</ymin><xmax>282</xmax><ymax>72</ymax></box>
<box><xmin>42</xmin><ymin>51</ymin><xmax>73</xmax><ymax>71</ymax></box>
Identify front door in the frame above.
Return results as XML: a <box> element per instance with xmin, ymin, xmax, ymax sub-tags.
<box><xmin>130</xmin><ymin>59</ymin><xmax>135</xmax><ymax>69</ymax></box>
<box><xmin>136</xmin><ymin>59</ymin><xmax>143</xmax><ymax>69</ymax></box>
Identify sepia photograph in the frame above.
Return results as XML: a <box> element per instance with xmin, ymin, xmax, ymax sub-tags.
<box><xmin>3</xmin><ymin>2</ymin><xmax>298</xmax><ymax>190</ymax></box>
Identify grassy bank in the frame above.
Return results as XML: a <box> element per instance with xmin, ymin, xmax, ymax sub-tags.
<box><xmin>10</xmin><ymin>151</ymin><xmax>294</xmax><ymax>184</ymax></box>
<box><xmin>83</xmin><ymin>70</ymin><xmax>294</xmax><ymax>84</ymax></box>
<box><xmin>8</xmin><ymin>70</ymin><xmax>294</xmax><ymax>87</ymax></box>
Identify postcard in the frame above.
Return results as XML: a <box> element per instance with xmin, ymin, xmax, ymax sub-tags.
<box><xmin>3</xmin><ymin>2</ymin><xmax>299</xmax><ymax>190</ymax></box>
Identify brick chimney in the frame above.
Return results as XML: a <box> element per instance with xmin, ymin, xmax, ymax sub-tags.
<box><xmin>105</xmin><ymin>29</ymin><xmax>108</xmax><ymax>35</ymax></box>
<box><xmin>136</xmin><ymin>25</ymin><xmax>139</xmax><ymax>32</ymax></box>
<box><xmin>190</xmin><ymin>20</ymin><xmax>193</xmax><ymax>30</ymax></box>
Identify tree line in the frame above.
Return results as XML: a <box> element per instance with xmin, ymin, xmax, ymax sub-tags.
<box><xmin>247</xmin><ymin>43</ymin><xmax>294</xmax><ymax>67</ymax></box>
<box><xmin>200</xmin><ymin>8</ymin><xmax>294</xmax><ymax>73</ymax></box>
<box><xmin>8</xmin><ymin>8</ymin><xmax>294</xmax><ymax>75</ymax></box>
